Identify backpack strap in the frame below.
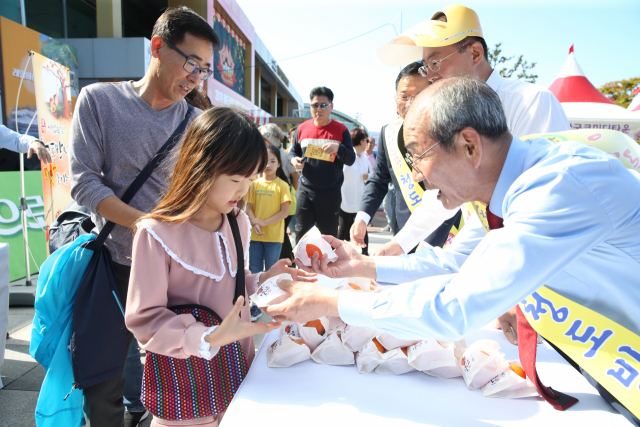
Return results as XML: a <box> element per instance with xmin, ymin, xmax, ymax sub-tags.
<box><xmin>94</xmin><ymin>104</ymin><xmax>195</xmax><ymax>248</ymax></box>
<box><xmin>226</xmin><ymin>212</ymin><xmax>246</xmax><ymax>307</ymax></box>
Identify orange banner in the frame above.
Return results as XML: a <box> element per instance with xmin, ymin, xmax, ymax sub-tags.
<box><xmin>31</xmin><ymin>51</ymin><xmax>73</xmax><ymax>231</ymax></box>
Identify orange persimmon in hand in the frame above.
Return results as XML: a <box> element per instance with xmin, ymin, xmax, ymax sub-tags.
<box><xmin>306</xmin><ymin>244</ymin><xmax>322</xmax><ymax>259</ymax></box>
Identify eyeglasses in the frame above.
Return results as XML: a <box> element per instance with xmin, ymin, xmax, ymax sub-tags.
<box><xmin>418</xmin><ymin>43</ymin><xmax>470</xmax><ymax>78</ymax></box>
<box><xmin>163</xmin><ymin>38</ymin><xmax>213</xmax><ymax>80</ymax></box>
<box><xmin>405</xmin><ymin>141</ymin><xmax>441</xmax><ymax>171</ymax></box>
<box><xmin>395</xmin><ymin>94</ymin><xmax>415</xmax><ymax>103</ymax></box>
<box><xmin>310</xmin><ymin>103</ymin><xmax>332</xmax><ymax>110</ymax></box>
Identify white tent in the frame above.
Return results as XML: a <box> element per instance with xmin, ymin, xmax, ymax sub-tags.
<box><xmin>549</xmin><ymin>49</ymin><xmax>640</xmax><ymax>142</ymax></box>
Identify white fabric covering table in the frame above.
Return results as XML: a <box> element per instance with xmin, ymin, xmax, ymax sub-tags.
<box><xmin>222</xmin><ymin>325</ymin><xmax>627</xmax><ymax>426</ymax></box>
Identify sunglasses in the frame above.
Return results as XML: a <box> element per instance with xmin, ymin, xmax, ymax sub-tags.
<box><xmin>163</xmin><ymin>38</ymin><xmax>213</xmax><ymax>80</ymax></box>
<box><xmin>310</xmin><ymin>103</ymin><xmax>332</xmax><ymax>110</ymax></box>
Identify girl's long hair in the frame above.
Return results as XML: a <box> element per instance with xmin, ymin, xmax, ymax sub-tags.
<box><xmin>138</xmin><ymin>107</ymin><xmax>267</xmax><ymax>227</ymax></box>
<box><xmin>266</xmin><ymin>144</ymin><xmax>289</xmax><ymax>187</ymax></box>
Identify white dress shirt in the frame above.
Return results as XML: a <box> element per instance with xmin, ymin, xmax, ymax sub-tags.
<box><xmin>338</xmin><ymin>136</ymin><xmax>640</xmax><ymax>341</ymax></box>
<box><xmin>341</xmin><ymin>151</ymin><xmax>372</xmax><ymax>213</ymax></box>
<box><xmin>392</xmin><ymin>70</ymin><xmax>571</xmax><ymax>253</ymax></box>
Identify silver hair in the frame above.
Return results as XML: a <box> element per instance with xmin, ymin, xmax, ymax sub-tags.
<box><xmin>259</xmin><ymin>123</ymin><xmax>285</xmax><ymax>148</ymax></box>
<box><xmin>427</xmin><ymin>75</ymin><xmax>508</xmax><ymax>153</ymax></box>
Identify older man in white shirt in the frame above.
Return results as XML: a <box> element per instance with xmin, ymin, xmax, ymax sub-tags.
<box><xmin>369</xmin><ymin>4</ymin><xmax>570</xmax><ymax>257</ymax></box>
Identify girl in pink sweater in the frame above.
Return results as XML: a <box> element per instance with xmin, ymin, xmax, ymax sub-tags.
<box><xmin>125</xmin><ymin>107</ymin><xmax>314</xmax><ymax>427</ymax></box>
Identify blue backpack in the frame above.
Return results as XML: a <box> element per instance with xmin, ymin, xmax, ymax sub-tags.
<box><xmin>30</xmin><ymin>233</ymin><xmax>95</xmax><ymax>426</ymax></box>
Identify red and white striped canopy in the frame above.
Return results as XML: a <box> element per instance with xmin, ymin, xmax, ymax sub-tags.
<box><xmin>549</xmin><ymin>50</ymin><xmax>615</xmax><ymax>105</ymax></box>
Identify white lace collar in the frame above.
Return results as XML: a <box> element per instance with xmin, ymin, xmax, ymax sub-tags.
<box><xmin>137</xmin><ymin>212</ymin><xmax>251</xmax><ymax>282</ymax></box>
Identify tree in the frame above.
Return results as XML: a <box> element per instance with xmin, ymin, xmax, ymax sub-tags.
<box><xmin>488</xmin><ymin>43</ymin><xmax>538</xmax><ymax>84</ymax></box>
<box><xmin>598</xmin><ymin>78</ymin><xmax>640</xmax><ymax>108</ymax></box>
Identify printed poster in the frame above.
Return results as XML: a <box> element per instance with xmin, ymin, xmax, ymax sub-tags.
<box><xmin>31</xmin><ymin>51</ymin><xmax>73</xmax><ymax>231</ymax></box>
<box><xmin>213</xmin><ymin>10</ymin><xmax>245</xmax><ymax>96</ymax></box>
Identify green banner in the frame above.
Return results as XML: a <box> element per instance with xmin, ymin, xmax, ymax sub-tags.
<box><xmin>0</xmin><ymin>171</ymin><xmax>47</xmax><ymax>281</ymax></box>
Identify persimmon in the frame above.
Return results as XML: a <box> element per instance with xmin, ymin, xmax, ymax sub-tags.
<box><xmin>401</xmin><ymin>347</ymin><xmax>408</xmax><ymax>356</ymax></box>
<box><xmin>304</xmin><ymin>319</ymin><xmax>326</xmax><ymax>336</ymax></box>
<box><xmin>306</xmin><ymin>244</ymin><xmax>322</xmax><ymax>259</ymax></box>
<box><xmin>481</xmin><ymin>351</ymin><xmax>490</xmax><ymax>356</ymax></box>
<box><xmin>291</xmin><ymin>339</ymin><xmax>304</xmax><ymax>345</ymax></box>
<box><xmin>348</xmin><ymin>283</ymin><xmax>361</xmax><ymax>290</ymax></box>
<box><xmin>372</xmin><ymin>338</ymin><xmax>386</xmax><ymax>354</ymax></box>
<box><xmin>509</xmin><ymin>363</ymin><xmax>526</xmax><ymax>379</ymax></box>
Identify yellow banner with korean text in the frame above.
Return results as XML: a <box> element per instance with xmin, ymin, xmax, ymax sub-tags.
<box><xmin>519</xmin><ymin>288</ymin><xmax>640</xmax><ymax>419</ymax></box>
<box><xmin>31</xmin><ymin>51</ymin><xmax>73</xmax><ymax>233</ymax></box>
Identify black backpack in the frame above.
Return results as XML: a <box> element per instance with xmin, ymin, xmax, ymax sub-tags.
<box><xmin>48</xmin><ymin>200</ymin><xmax>94</xmax><ymax>254</ymax></box>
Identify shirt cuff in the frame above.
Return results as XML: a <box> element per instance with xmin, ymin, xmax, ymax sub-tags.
<box><xmin>18</xmin><ymin>134</ymin><xmax>36</xmax><ymax>153</ymax></box>
<box><xmin>355</xmin><ymin>211</ymin><xmax>371</xmax><ymax>225</ymax></box>
<box><xmin>199</xmin><ymin>325</ymin><xmax>221</xmax><ymax>360</ymax></box>
<box><xmin>374</xmin><ymin>256</ymin><xmax>406</xmax><ymax>284</ymax></box>
<box><xmin>337</xmin><ymin>291</ymin><xmax>378</xmax><ymax>330</ymax></box>
<box><xmin>393</xmin><ymin>230</ymin><xmax>416</xmax><ymax>255</ymax></box>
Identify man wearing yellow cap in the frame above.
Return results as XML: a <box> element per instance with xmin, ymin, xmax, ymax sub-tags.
<box><xmin>377</xmin><ymin>5</ymin><xmax>570</xmax><ymax>258</ymax></box>
<box><xmin>371</xmin><ymin>5</ymin><xmax>571</xmax><ymax>339</ymax></box>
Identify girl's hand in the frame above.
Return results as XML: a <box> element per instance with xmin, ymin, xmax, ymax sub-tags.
<box><xmin>260</xmin><ymin>258</ymin><xmax>317</xmax><ymax>285</ymax></box>
<box><xmin>249</xmin><ymin>217</ymin><xmax>260</xmax><ymax>226</ymax></box>
<box><xmin>253</xmin><ymin>224</ymin><xmax>265</xmax><ymax>235</ymax></box>
<box><xmin>362</xmin><ymin>173</ymin><xmax>369</xmax><ymax>181</ymax></box>
<box><xmin>253</xmin><ymin>218</ymin><xmax>267</xmax><ymax>227</ymax></box>
<box><xmin>205</xmin><ymin>296</ymin><xmax>280</xmax><ymax>348</ymax></box>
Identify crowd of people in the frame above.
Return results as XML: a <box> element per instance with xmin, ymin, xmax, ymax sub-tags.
<box><xmin>16</xmin><ymin>3</ymin><xmax>638</xmax><ymax>427</ymax></box>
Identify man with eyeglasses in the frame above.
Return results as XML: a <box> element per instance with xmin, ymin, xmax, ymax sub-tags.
<box><xmin>351</xmin><ymin>62</ymin><xmax>460</xmax><ymax>255</ymax></box>
<box><xmin>375</xmin><ymin>4</ymin><xmax>569</xmax><ymax>261</ymax></box>
<box><xmin>288</xmin><ymin>87</ymin><xmax>355</xmax><ymax>242</ymax></box>
<box><xmin>267</xmin><ymin>76</ymin><xmax>640</xmax><ymax>425</ymax></box>
<box><xmin>69</xmin><ymin>6</ymin><xmax>215</xmax><ymax>427</ymax></box>
<box><xmin>370</xmin><ymin>5</ymin><xmax>570</xmax><ymax>345</ymax></box>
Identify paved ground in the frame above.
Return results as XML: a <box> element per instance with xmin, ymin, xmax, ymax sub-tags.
<box><xmin>1</xmin><ymin>211</ymin><xmax>392</xmax><ymax>427</ymax></box>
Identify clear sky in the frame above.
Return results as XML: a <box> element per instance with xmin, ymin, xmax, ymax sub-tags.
<box><xmin>236</xmin><ymin>0</ymin><xmax>640</xmax><ymax>133</ymax></box>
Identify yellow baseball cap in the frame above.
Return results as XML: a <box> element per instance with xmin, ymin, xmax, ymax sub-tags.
<box><xmin>377</xmin><ymin>5</ymin><xmax>483</xmax><ymax>66</ymax></box>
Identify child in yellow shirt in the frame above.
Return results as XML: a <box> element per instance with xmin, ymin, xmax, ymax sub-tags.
<box><xmin>245</xmin><ymin>145</ymin><xmax>291</xmax><ymax>276</ymax></box>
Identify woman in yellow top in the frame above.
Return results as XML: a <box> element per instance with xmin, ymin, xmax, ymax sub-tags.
<box><xmin>245</xmin><ymin>145</ymin><xmax>292</xmax><ymax>276</ymax></box>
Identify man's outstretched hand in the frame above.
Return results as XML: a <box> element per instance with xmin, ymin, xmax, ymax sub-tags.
<box><xmin>372</xmin><ymin>240</ymin><xmax>404</xmax><ymax>256</ymax></box>
<box><xmin>350</xmin><ymin>219</ymin><xmax>368</xmax><ymax>248</ymax></box>
<box><xmin>263</xmin><ymin>279</ymin><xmax>340</xmax><ymax>323</ymax></box>
<box><xmin>295</xmin><ymin>235</ymin><xmax>376</xmax><ymax>279</ymax></box>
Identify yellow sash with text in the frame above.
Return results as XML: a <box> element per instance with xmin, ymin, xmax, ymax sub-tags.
<box><xmin>385</xmin><ymin>119</ymin><xmax>424</xmax><ymax>213</ymax></box>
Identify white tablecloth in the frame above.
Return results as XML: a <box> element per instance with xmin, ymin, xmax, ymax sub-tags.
<box><xmin>222</xmin><ymin>325</ymin><xmax>626</xmax><ymax>426</ymax></box>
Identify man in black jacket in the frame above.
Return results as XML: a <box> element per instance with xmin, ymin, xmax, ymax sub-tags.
<box><xmin>288</xmin><ymin>87</ymin><xmax>355</xmax><ymax>241</ymax></box>
<box><xmin>351</xmin><ymin>63</ymin><xmax>460</xmax><ymax>254</ymax></box>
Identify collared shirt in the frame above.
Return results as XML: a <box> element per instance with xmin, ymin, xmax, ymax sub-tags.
<box><xmin>392</xmin><ymin>70</ymin><xmax>571</xmax><ymax>253</ymax></box>
<box><xmin>0</xmin><ymin>124</ymin><xmax>36</xmax><ymax>153</ymax></box>
<box><xmin>339</xmin><ymin>136</ymin><xmax>640</xmax><ymax>340</ymax></box>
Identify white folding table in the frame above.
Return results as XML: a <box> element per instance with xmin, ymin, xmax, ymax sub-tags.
<box><xmin>222</xmin><ymin>325</ymin><xmax>627</xmax><ymax>426</ymax></box>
